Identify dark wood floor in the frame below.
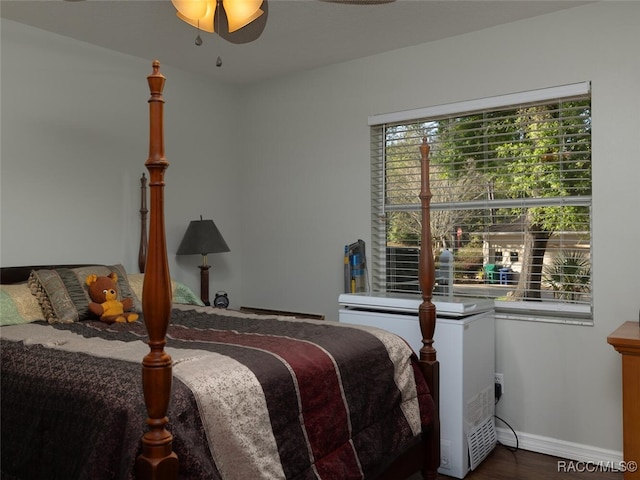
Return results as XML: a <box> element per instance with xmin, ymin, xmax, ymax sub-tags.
<box><xmin>408</xmin><ymin>445</ymin><xmax>624</xmax><ymax>480</ymax></box>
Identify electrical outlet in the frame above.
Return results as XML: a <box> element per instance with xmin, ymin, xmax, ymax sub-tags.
<box><xmin>440</xmin><ymin>439</ymin><xmax>452</xmax><ymax>469</ymax></box>
<box><xmin>495</xmin><ymin>373</ymin><xmax>504</xmax><ymax>395</ymax></box>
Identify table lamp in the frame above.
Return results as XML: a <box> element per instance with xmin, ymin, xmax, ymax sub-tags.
<box><xmin>177</xmin><ymin>216</ymin><xmax>230</xmax><ymax>305</ymax></box>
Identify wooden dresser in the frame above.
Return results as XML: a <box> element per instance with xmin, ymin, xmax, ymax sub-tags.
<box><xmin>608</xmin><ymin>321</ymin><xmax>640</xmax><ymax>479</ymax></box>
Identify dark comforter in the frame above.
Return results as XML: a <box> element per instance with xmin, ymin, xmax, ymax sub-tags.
<box><xmin>1</xmin><ymin>306</ymin><xmax>434</xmax><ymax>480</ymax></box>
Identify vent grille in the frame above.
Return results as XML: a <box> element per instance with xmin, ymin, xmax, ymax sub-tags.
<box><xmin>467</xmin><ymin>416</ymin><xmax>497</xmax><ymax>470</ymax></box>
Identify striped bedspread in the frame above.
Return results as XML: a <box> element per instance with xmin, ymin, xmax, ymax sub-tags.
<box><xmin>1</xmin><ymin>306</ymin><xmax>434</xmax><ymax>480</ymax></box>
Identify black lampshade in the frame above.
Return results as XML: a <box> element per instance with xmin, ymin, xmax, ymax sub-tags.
<box><xmin>176</xmin><ymin>219</ymin><xmax>230</xmax><ymax>256</ymax></box>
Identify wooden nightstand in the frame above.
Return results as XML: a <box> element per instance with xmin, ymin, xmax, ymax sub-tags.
<box><xmin>608</xmin><ymin>321</ymin><xmax>640</xmax><ymax>479</ymax></box>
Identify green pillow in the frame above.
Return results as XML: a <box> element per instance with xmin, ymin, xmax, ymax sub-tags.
<box><xmin>0</xmin><ymin>283</ymin><xmax>44</xmax><ymax>326</ymax></box>
<box><xmin>127</xmin><ymin>274</ymin><xmax>204</xmax><ymax>307</ymax></box>
<box><xmin>172</xmin><ymin>280</ymin><xmax>205</xmax><ymax>306</ymax></box>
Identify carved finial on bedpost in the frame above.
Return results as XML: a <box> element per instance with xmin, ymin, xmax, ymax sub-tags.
<box><xmin>137</xmin><ymin>61</ymin><xmax>178</xmax><ymax>480</ymax></box>
<box><xmin>146</xmin><ymin>60</ymin><xmax>167</xmax><ymax>167</ymax></box>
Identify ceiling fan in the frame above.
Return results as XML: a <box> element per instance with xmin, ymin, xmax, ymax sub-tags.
<box><xmin>171</xmin><ymin>0</ymin><xmax>268</xmax><ymax>45</ymax></box>
<box><xmin>172</xmin><ymin>0</ymin><xmax>395</xmax><ymax>46</ymax></box>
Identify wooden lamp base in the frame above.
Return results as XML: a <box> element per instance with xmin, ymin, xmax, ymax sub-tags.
<box><xmin>198</xmin><ymin>262</ymin><xmax>211</xmax><ymax>306</ymax></box>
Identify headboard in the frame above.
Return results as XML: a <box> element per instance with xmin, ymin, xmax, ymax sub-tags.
<box><xmin>0</xmin><ymin>265</ymin><xmax>91</xmax><ymax>285</ymax></box>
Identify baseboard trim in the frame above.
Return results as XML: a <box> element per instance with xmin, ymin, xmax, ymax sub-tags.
<box><xmin>495</xmin><ymin>427</ymin><xmax>622</xmax><ymax>464</ymax></box>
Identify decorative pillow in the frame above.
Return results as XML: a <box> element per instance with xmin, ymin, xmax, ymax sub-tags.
<box><xmin>127</xmin><ymin>274</ymin><xmax>205</xmax><ymax>307</ymax></box>
<box><xmin>28</xmin><ymin>265</ymin><xmax>140</xmax><ymax>324</ymax></box>
<box><xmin>126</xmin><ymin>274</ymin><xmax>145</xmax><ymax>302</ymax></box>
<box><xmin>172</xmin><ymin>281</ymin><xmax>205</xmax><ymax>306</ymax></box>
<box><xmin>0</xmin><ymin>283</ymin><xmax>45</xmax><ymax>326</ymax></box>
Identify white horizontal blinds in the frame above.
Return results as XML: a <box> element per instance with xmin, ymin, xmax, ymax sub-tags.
<box><xmin>370</xmin><ymin>84</ymin><xmax>592</xmax><ymax>313</ymax></box>
<box><xmin>370</xmin><ymin>124</ymin><xmax>388</xmax><ymax>292</ymax></box>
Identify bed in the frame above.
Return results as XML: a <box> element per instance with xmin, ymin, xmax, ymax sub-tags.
<box><xmin>0</xmin><ymin>61</ymin><xmax>440</xmax><ymax>480</ymax></box>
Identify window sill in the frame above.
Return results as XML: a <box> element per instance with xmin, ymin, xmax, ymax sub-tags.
<box><xmin>494</xmin><ymin>300</ymin><xmax>593</xmax><ymax>326</ymax></box>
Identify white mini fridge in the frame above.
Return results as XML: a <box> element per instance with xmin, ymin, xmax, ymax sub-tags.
<box><xmin>338</xmin><ymin>292</ymin><xmax>496</xmax><ymax>479</ymax></box>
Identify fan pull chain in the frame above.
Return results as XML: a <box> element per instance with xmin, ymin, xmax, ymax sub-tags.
<box><xmin>215</xmin><ymin>1</ymin><xmax>223</xmax><ymax>67</ymax></box>
<box><xmin>195</xmin><ymin>19</ymin><xmax>203</xmax><ymax>46</ymax></box>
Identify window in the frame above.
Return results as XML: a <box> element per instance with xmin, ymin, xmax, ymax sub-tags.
<box><xmin>369</xmin><ymin>83</ymin><xmax>592</xmax><ymax>324</ymax></box>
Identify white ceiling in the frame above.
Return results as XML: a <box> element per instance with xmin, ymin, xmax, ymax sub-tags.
<box><xmin>1</xmin><ymin>0</ymin><xmax>589</xmax><ymax>86</ymax></box>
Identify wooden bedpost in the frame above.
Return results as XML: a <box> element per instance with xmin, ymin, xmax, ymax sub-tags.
<box><xmin>139</xmin><ymin>173</ymin><xmax>148</xmax><ymax>273</ymax></box>
<box><xmin>136</xmin><ymin>60</ymin><xmax>179</xmax><ymax>480</ymax></box>
<box><xmin>418</xmin><ymin>137</ymin><xmax>441</xmax><ymax>480</ymax></box>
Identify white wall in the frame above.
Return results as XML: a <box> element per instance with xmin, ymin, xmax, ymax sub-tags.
<box><xmin>0</xmin><ymin>19</ymin><xmax>244</xmax><ymax>303</ymax></box>
<box><xmin>238</xmin><ymin>2</ymin><xmax>639</xmax><ymax>457</ymax></box>
<box><xmin>2</xmin><ymin>0</ymin><xmax>639</xmax><ymax>460</ymax></box>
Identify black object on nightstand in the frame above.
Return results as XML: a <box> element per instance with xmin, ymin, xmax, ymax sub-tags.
<box><xmin>213</xmin><ymin>291</ymin><xmax>229</xmax><ymax>309</ymax></box>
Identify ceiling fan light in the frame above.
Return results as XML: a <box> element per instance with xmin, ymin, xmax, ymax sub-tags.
<box><xmin>176</xmin><ymin>12</ymin><xmax>214</xmax><ymax>33</ymax></box>
<box><xmin>172</xmin><ymin>0</ymin><xmax>216</xmax><ymax>33</ymax></box>
<box><xmin>171</xmin><ymin>0</ymin><xmax>209</xmax><ymax>20</ymax></box>
<box><xmin>223</xmin><ymin>0</ymin><xmax>264</xmax><ymax>33</ymax></box>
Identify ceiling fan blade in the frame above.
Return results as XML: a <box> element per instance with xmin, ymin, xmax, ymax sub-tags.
<box><xmin>217</xmin><ymin>0</ymin><xmax>269</xmax><ymax>44</ymax></box>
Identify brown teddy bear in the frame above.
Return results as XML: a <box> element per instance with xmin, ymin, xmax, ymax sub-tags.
<box><xmin>86</xmin><ymin>272</ymin><xmax>139</xmax><ymax>324</ymax></box>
